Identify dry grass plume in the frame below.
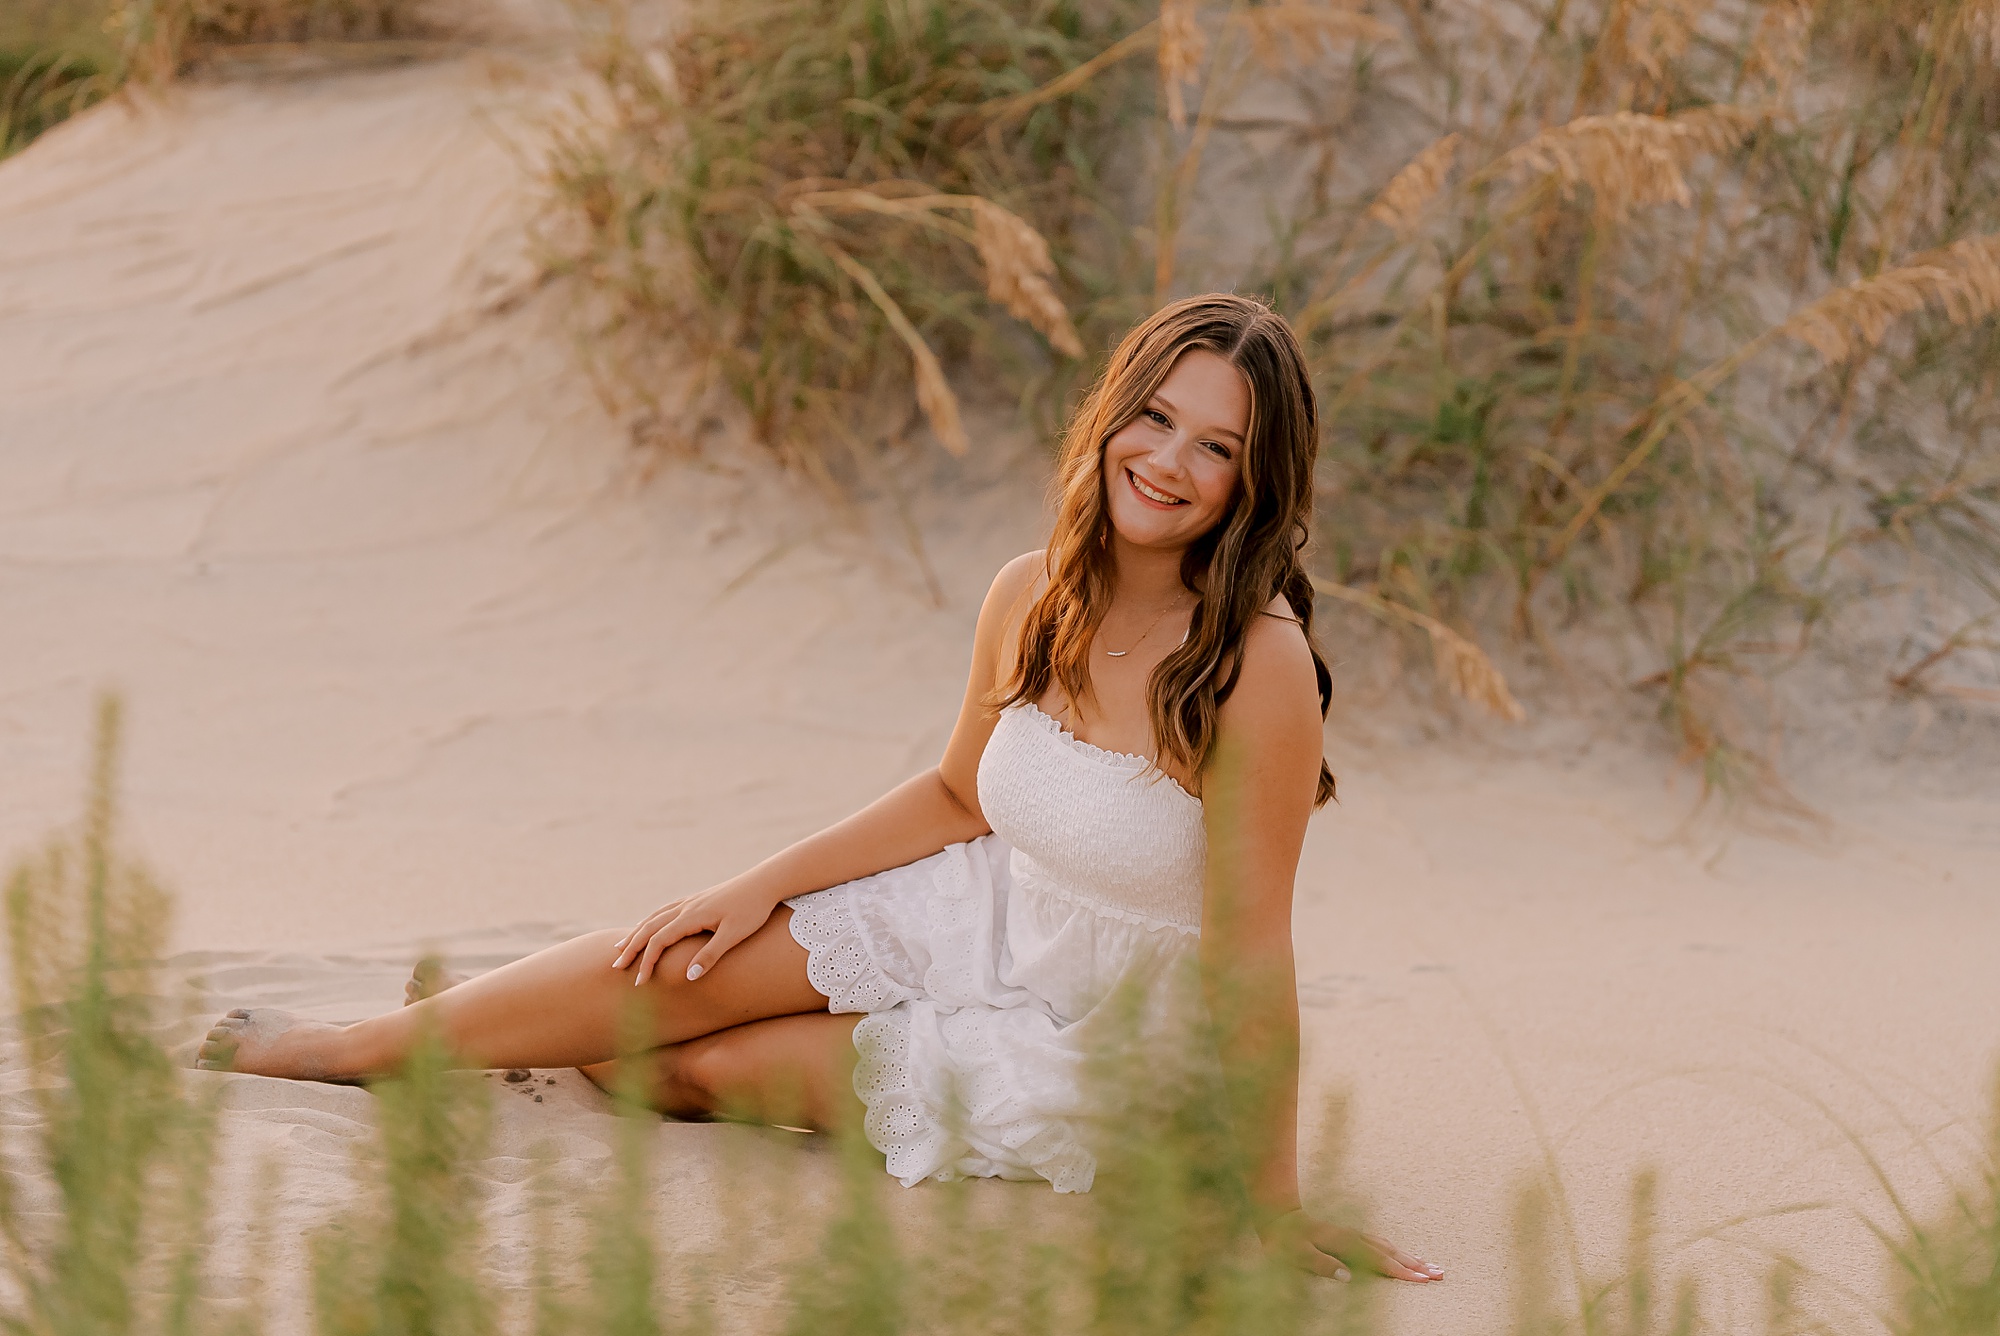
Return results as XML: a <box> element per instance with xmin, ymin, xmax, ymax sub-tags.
<box><xmin>1233</xmin><ymin>1</ymin><xmax>1396</xmax><ymax>69</ymax></box>
<box><xmin>1779</xmin><ymin>233</ymin><xmax>2000</xmax><ymax>364</ymax></box>
<box><xmin>1365</xmin><ymin>133</ymin><xmax>1461</xmax><ymax>238</ymax></box>
<box><xmin>1493</xmin><ymin>106</ymin><xmax>1755</xmax><ymax>218</ymax></box>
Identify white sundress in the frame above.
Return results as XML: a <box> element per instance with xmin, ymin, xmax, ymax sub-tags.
<box><xmin>783</xmin><ymin>701</ymin><xmax>1209</xmax><ymax>1193</ymax></box>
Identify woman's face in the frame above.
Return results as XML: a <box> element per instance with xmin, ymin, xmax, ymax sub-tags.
<box><xmin>1101</xmin><ymin>348</ymin><xmax>1250</xmax><ymax>552</ymax></box>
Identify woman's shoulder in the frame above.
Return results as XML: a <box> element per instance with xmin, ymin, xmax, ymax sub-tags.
<box><xmin>992</xmin><ymin>549</ymin><xmax>1047</xmax><ymax>598</ymax></box>
<box><xmin>971</xmin><ymin>550</ymin><xmax>1048</xmax><ymax>666</ymax></box>
<box><xmin>1227</xmin><ymin>595</ymin><xmax>1320</xmax><ymax>719</ymax></box>
<box><xmin>981</xmin><ymin>550</ymin><xmax>1048</xmax><ymax>620</ymax></box>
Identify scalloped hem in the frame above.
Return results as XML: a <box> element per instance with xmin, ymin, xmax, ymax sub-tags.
<box><xmin>783</xmin><ymin>886</ymin><xmax>923</xmax><ymax>1015</ymax></box>
<box><xmin>852</xmin><ymin>1008</ymin><xmax>1096</xmax><ymax>1194</ymax></box>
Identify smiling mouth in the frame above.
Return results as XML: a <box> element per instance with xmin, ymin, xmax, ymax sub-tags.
<box><xmin>1127</xmin><ymin>469</ymin><xmax>1189</xmax><ymax>507</ymax></box>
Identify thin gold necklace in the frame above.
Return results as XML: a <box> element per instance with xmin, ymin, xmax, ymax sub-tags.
<box><xmin>1102</xmin><ymin>595</ymin><xmax>1189</xmax><ymax>657</ymax></box>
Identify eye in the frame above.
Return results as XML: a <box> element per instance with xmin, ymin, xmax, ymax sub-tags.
<box><xmin>1201</xmin><ymin>440</ymin><xmax>1234</xmax><ymax>460</ymax></box>
<box><xmin>1143</xmin><ymin>408</ymin><xmax>1171</xmax><ymax>428</ymax></box>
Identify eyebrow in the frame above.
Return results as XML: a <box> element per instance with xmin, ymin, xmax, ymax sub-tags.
<box><xmin>1150</xmin><ymin>390</ymin><xmax>1246</xmax><ymax>444</ymax></box>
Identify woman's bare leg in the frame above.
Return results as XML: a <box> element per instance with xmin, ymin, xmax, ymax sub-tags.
<box><xmin>197</xmin><ymin>909</ymin><xmax>826</xmax><ymax>1080</ymax></box>
<box><xmin>400</xmin><ymin>958</ymin><xmax>862</xmax><ymax>1128</ymax></box>
<box><xmin>579</xmin><ymin>1013</ymin><xmax>864</xmax><ymax>1130</ymax></box>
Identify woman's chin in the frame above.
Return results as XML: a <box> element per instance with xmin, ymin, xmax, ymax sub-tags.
<box><xmin>1107</xmin><ymin>510</ymin><xmax>1204</xmax><ymax>551</ymax></box>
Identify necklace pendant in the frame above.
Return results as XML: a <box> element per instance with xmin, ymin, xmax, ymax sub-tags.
<box><xmin>1103</xmin><ymin>649</ymin><xmax>1129</xmax><ymax>657</ymax></box>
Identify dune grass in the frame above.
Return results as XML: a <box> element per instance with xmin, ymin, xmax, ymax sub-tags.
<box><xmin>0</xmin><ymin>0</ymin><xmax>116</xmax><ymax>158</ymax></box>
<box><xmin>550</xmin><ymin>0</ymin><xmax>2000</xmax><ymax>791</ymax></box>
<box><xmin>0</xmin><ymin>0</ymin><xmax>445</xmax><ymax>158</ymax></box>
<box><xmin>109</xmin><ymin>0</ymin><xmax>453</xmax><ymax>82</ymax></box>
<box><xmin>0</xmin><ymin>44</ymin><xmax>107</xmax><ymax>157</ymax></box>
<box><xmin>543</xmin><ymin>0</ymin><xmax>1153</xmax><ymax>488</ymax></box>
<box><xmin>6</xmin><ymin>703</ymin><xmax>1999</xmax><ymax>1334</ymax></box>
<box><xmin>1244</xmin><ymin>0</ymin><xmax>2000</xmax><ymax>793</ymax></box>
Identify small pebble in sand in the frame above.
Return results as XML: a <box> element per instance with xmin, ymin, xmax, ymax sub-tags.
<box><xmin>504</xmin><ymin>1069</ymin><xmax>532</xmax><ymax>1083</ymax></box>
<box><xmin>533</xmin><ymin>1095</ymin><xmax>543</xmax><ymax>1103</ymax></box>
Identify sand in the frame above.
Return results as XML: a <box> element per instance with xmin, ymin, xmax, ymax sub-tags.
<box><xmin>2</xmin><ymin>51</ymin><xmax>1998</xmax><ymax>1334</ymax></box>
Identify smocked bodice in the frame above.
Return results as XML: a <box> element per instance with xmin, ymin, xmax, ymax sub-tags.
<box><xmin>784</xmin><ymin>698</ymin><xmax>1218</xmax><ymax>1192</ymax></box>
<box><xmin>976</xmin><ymin>702</ymin><xmax>1207</xmax><ymax>935</ymax></box>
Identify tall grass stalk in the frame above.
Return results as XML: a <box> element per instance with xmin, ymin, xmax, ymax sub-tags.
<box><xmin>583</xmin><ymin>1006</ymin><xmax>665</xmax><ymax>1336</ymax></box>
<box><xmin>310</xmin><ymin>1030</ymin><xmax>494</xmax><ymax>1336</ymax></box>
<box><xmin>6</xmin><ymin>703</ymin><xmax>1999</xmax><ymax>1333</ymax></box>
<box><xmin>0</xmin><ymin>695</ymin><xmax>216</xmax><ymax>1333</ymax></box>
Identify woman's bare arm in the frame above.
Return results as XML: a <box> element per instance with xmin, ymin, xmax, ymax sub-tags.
<box><xmin>613</xmin><ymin>551</ymin><xmax>1044</xmax><ymax>984</ymax></box>
<box><xmin>1200</xmin><ymin>608</ymin><xmax>1439</xmax><ymax>1282</ymax></box>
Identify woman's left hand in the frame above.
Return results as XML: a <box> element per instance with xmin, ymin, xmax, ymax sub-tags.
<box><xmin>1259</xmin><ymin>1209</ymin><xmax>1443</xmax><ymax>1283</ymax></box>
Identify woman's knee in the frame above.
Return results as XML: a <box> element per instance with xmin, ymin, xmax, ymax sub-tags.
<box><xmin>670</xmin><ymin>1033</ymin><xmax>748</xmax><ymax>1116</ymax></box>
<box><xmin>581</xmin><ymin>1047</ymin><xmax>717</xmax><ymax>1120</ymax></box>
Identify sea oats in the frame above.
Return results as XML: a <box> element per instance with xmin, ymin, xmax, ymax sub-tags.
<box><xmin>824</xmin><ymin>245</ymin><xmax>971</xmax><ymax>456</ymax></box>
<box><xmin>1780</xmin><ymin>233</ymin><xmax>2000</xmax><ymax>363</ymax></box>
<box><xmin>791</xmin><ymin>189</ymin><xmax>1082</xmax><ymax>358</ymax></box>
<box><xmin>1498</xmin><ymin>106</ymin><xmax>1754</xmax><ymax>218</ymax></box>
<box><xmin>1233</xmin><ymin>1</ymin><xmax>1396</xmax><ymax>69</ymax></box>
<box><xmin>1311</xmin><ymin>578</ymin><xmax>1526</xmax><ymax>722</ymax></box>
<box><xmin>968</xmin><ymin>199</ymin><xmax>1086</xmax><ymax>358</ymax></box>
<box><xmin>1624</xmin><ymin>0</ymin><xmax>1709</xmax><ymax>84</ymax></box>
<box><xmin>1366</xmin><ymin>133</ymin><xmax>1460</xmax><ymax>239</ymax></box>
<box><xmin>1158</xmin><ymin>0</ymin><xmax>1206</xmax><ymax>129</ymax></box>
<box><xmin>1743</xmin><ymin>0</ymin><xmax>1812</xmax><ymax>93</ymax></box>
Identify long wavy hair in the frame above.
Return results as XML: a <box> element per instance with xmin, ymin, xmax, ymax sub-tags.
<box><xmin>996</xmin><ymin>293</ymin><xmax>1337</xmax><ymax>807</ymax></box>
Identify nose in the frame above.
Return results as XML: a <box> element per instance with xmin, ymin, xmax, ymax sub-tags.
<box><xmin>1145</xmin><ymin>429</ymin><xmax>1196</xmax><ymax>479</ymax></box>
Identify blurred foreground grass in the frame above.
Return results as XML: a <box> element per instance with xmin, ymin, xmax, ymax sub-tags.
<box><xmin>5</xmin><ymin>701</ymin><xmax>1998</xmax><ymax>1333</ymax></box>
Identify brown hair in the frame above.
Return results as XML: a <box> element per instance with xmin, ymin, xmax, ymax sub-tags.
<box><xmin>996</xmin><ymin>292</ymin><xmax>1337</xmax><ymax>806</ymax></box>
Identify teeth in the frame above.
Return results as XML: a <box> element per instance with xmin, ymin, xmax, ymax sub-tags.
<box><xmin>1130</xmin><ymin>471</ymin><xmax>1185</xmax><ymax>505</ymax></box>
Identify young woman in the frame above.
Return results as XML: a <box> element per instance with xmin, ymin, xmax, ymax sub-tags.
<box><xmin>199</xmin><ymin>293</ymin><xmax>1440</xmax><ymax>1284</ymax></box>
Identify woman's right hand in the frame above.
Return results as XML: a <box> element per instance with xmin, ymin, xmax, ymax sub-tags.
<box><xmin>610</xmin><ymin>878</ymin><xmax>780</xmax><ymax>986</ymax></box>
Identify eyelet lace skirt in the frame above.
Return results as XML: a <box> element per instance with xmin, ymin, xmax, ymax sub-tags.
<box><xmin>784</xmin><ymin>831</ymin><xmax>1199</xmax><ymax>1194</ymax></box>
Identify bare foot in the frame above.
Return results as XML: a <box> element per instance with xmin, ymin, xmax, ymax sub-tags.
<box><xmin>404</xmin><ymin>957</ymin><xmax>467</xmax><ymax>1007</ymax></box>
<box><xmin>196</xmin><ymin>1008</ymin><xmax>354</xmax><ymax>1080</ymax></box>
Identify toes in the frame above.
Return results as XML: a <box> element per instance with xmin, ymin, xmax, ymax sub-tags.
<box><xmin>196</xmin><ymin>1014</ymin><xmax>248</xmax><ymax>1070</ymax></box>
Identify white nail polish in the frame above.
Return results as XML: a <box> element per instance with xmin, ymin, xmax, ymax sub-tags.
<box><xmin>1336</xmin><ymin>1268</ymin><xmax>1351</xmax><ymax>1282</ymax></box>
<box><xmin>686</xmin><ymin>963</ymin><xmax>704</xmax><ymax>982</ymax></box>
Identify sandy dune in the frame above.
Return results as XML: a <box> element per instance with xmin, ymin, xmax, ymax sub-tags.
<box><xmin>2</xmin><ymin>54</ymin><xmax>1998</xmax><ymax>1333</ymax></box>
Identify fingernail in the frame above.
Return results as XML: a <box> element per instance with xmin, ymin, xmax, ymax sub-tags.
<box><xmin>1336</xmin><ymin>1267</ymin><xmax>1351</xmax><ymax>1282</ymax></box>
<box><xmin>686</xmin><ymin>963</ymin><xmax>704</xmax><ymax>982</ymax></box>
